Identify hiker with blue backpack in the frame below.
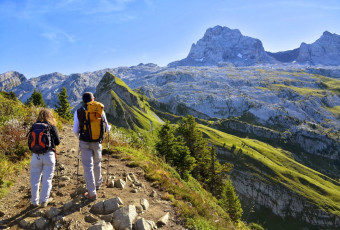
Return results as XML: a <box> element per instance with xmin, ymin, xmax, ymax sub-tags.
<box><xmin>28</xmin><ymin>109</ymin><xmax>60</xmax><ymax>208</ymax></box>
<box><xmin>73</xmin><ymin>92</ymin><xmax>111</xmax><ymax>201</ymax></box>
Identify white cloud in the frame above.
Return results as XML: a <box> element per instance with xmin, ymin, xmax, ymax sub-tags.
<box><xmin>41</xmin><ymin>29</ymin><xmax>75</xmax><ymax>44</ymax></box>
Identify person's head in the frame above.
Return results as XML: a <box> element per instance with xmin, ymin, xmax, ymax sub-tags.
<box><xmin>82</xmin><ymin>92</ymin><xmax>95</xmax><ymax>104</ymax></box>
<box><xmin>37</xmin><ymin>109</ymin><xmax>56</xmax><ymax>126</ymax></box>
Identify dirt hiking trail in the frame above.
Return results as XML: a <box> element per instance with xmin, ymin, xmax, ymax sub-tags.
<box><xmin>0</xmin><ymin>124</ymin><xmax>184</xmax><ymax>230</ymax></box>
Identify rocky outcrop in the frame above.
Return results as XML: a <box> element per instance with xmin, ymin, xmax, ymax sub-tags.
<box><xmin>231</xmin><ymin>169</ymin><xmax>340</xmax><ymax>229</ymax></box>
<box><xmin>213</xmin><ymin>119</ymin><xmax>339</xmax><ymax>160</ymax></box>
<box><xmin>216</xmin><ymin>146</ymin><xmax>340</xmax><ymax>229</ymax></box>
<box><xmin>169</xmin><ymin>26</ymin><xmax>276</xmax><ymax>67</ymax></box>
<box><xmin>0</xmin><ymin>71</ymin><xmax>26</xmax><ymax>91</ymax></box>
<box><xmin>295</xmin><ymin>31</ymin><xmax>340</xmax><ymax>65</ymax></box>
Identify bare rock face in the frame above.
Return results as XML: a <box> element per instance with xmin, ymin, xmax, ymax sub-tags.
<box><xmin>231</xmin><ymin>169</ymin><xmax>340</xmax><ymax>229</ymax></box>
<box><xmin>268</xmin><ymin>31</ymin><xmax>340</xmax><ymax>66</ymax></box>
<box><xmin>296</xmin><ymin>31</ymin><xmax>340</xmax><ymax>65</ymax></box>
<box><xmin>169</xmin><ymin>26</ymin><xmax>276</xmax><ymax>67</ymax></box>
<box><xmin>0</xmin><ymin>71</ymin><xmax>26</xmax><ymax>91</ymax></box>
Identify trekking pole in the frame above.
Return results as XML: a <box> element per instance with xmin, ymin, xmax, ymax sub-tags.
<box><xmin>106</xmin><ymin>131</ymin><xmax>110</xmax><ymax>183</ymax></box>
<box><xmin>76</xmin><ymin>144</ymin><xmax>80</xmax><ymax>190</ymax></box>
<box><xmin>55</xmin><ymin>148</ymin><xmax>60</xmax><ymax>192</ymax></box>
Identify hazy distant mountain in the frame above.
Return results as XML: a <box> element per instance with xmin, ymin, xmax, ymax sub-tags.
<box><xmin>169</xmin><ymin>26</ymin><xmax>277</xmax><ymax>67</ymax></box>
<box><xmin>267</xmin><ymin>31</ymin><xmax>340</xmax><ymax>65</ymax></box>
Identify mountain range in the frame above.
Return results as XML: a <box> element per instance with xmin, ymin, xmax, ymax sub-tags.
<box><xmin>169</xmin><ymin>26</ymin><xmax>340</xmax><ymax>67</ymax></box>
<box><xmin>1</xmin><ymin>25</ymin><xmax>340</xmax><ymax>229</ymax></box>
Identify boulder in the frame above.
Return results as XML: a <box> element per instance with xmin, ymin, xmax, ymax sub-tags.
<box><xmin>90</xmin><ymin>201</ymin><xmax>105</xmax><ymax>214</ymax></box>
<box><xmin>134</xmin><ymin>218</ymin><xmax>156</xmax><ymax>230</ymax></box>
<box><xmin>45</xmin><ymin>207</ymin><xmax>61</xmax><ymax>220</ymax></box>
<box><xmin>157</xmin><ymin>212</ymin><xmax>169</xmax><ymax>227</ymax></box>
<box><xmin>34</xmin><ymin>217</ymin><xmax>49</xmax><ymax>230</ymax></box>
<box><xmin>103</xmin><ymin>197</ymin><xmax>124</xmax><ymax>214</ymax></box>
<box><xmin>63</xmin><ymin>201</ymin><xmax>75</xmax><ymax>212</ymax></box>
<box><xmin>112</xmin><ymin>205</ymin><xmax>138</xmax><ymax>230</ymax></box>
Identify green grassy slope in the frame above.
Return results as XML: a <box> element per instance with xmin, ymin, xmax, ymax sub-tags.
<box><xmin>198</xmin><ymin>124</ymin><xmax>340</xmax><ymax>216</ymax></box>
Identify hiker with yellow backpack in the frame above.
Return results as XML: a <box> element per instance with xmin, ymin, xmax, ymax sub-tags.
<box><xmin>73</xmin><ymin>92</ymin><xmax>111</xmax><ymax>200</ymax></box>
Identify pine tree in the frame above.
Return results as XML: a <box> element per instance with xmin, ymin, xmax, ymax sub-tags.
<box><xmin>26</xmin><ymin>89</ymin><xmax>46</xmax><ymax>107</ymax></box>
<box><xmin>172</xmin><ymin>136</ymin><xmax>196</xmax><ymax>180</ymax></box>
<box><xmin>155</xmin><ymin>121</ymin><xmax>195</xmax><ymax>180</ymax></box>
<box><xmin>55</xmin><ymin>87</ymin><xmax>73</xmax><ymax>120</ymax></box>
<box><xmin>219</xmin><ymin>179</ymin><xmax>243</xmax><ymax>222</ymax></box>
<box><xmin>176</xmin><ymin>115</ymin><xmax>210</xmax><ymax>183</ymax></box>
<box><xmin>155</xmin><ymin>120</ymin><xmax>176</xmax><ymax>164</ymax></box>
<box><xmin>208</xmin><ymin>146</ymin><xmax>233</xmax><ymax>197</ymax></box>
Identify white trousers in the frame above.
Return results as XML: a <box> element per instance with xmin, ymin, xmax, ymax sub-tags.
<box><xmin>30</xmin><ymin>151</ymin><xmax>55</xmax><ymax>205</ymax></box>
<box><xmin>79</xmin><ymin>140</ymin><xmax>102</xmax><ymax>196</ymax></box>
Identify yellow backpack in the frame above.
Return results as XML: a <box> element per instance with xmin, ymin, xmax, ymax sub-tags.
<box><xmin>78</xmin><ymin>101</ymin><xmax>104</xmax><ymax>142</ymax></box>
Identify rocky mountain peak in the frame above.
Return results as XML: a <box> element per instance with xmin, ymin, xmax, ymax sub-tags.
<box><xmin>322</xmin><ymin>30</ymin><xmax>334</xmax><ymax>37</ymax></box>
<box><xmin>295</xmin><ymin>31</ymin><xmax>340</xmax><ymax>65</ymax></box>
<box><xmin>168</xmin><ymin>25</ymin><xmax>276</xmax><ymax>67</ymax></box>
<box><xmin>0</xmin><ymin>71</ymin><xmax>27</xmax><ymax>91</ymax></box>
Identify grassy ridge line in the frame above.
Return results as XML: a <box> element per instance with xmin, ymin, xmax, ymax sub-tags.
<box><xmin>198</xmin><ymin>124</ymin><xmax>340</xmax><ymax>216</ymax></box>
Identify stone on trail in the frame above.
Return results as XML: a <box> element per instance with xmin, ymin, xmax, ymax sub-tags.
<box><xmin>90</xmin><ymin>201</ymin><xmax>105</xmax><ymax>214</ymax></box>
<box><xmin>126</xmin><ymin>174</ymin><xmax>133</xmax><ymax>182</ymax></box>
<box><xmin>129</xmin><ymin>173</ymin><xmax>138</xmax><ymax>182</ymax></box>
<box><xmin>150</xmin><ymin>190</ymin><xmax>158</xmax><ymax>198</ymax></box>
<box><xmin>60</xmin><ymin>175</ymin><xmax>71</xmax><ymax>181</ymax></box>
<box><xmin>134</xmin><ymin>218</ymin><xmax>156</xmax><ymax>230</ymax></box>
<box><xmin>99</xmin><ymin>213</ymin><xmax>114</xmax><ymax>222</ymax></box>
<box><xmin>157</xmin><ymin>212</ymin><xmax>170</xmax><ymax>227</ymax></box>
<box><xmin>107</xmin><ymin>180</ymin><xmax>115</xmax><ymax>188</ymax></box>
<box><xmin>135</xmin><ymin>205</ymin><xmax>144</xmax><ymax>214</ymax></box>
<box><xmin>88</xmin><ymin>220</ymin><xmax>114</xmax><ymax>230</ymax></box>
<box><xmin>115</xmin><ymin>179</ymin><xmax>126</xmax><ymax>189</ymax></box>
<box><xmin>103</xmin><ymin>197</ymin><xmax>123</xmax><ymax>214</ymax></box>
<box><xmin>140</xmin><ymin>198</ymin><xmax>149</xmax><ymax>211</ymax></box>
<box><xmin>34</xmin><ymin>217</ymin><xmax>49</xmax><ymax>230</ymax></box>
<box><xmin>63</xmin><ymin>201</ymin><xmax>75</xmax><ymax>212</ymax></box>
<box><xmin>85</xmin><ymin>214</ymin><xmax>99</xmax><ymax>223</ymax></box>
<box><xmin>112</xmin><ymin>205</ymin><xmax>138</xmax><ymax>230</ymax></box>
<box><xmin>19</xmin><ymin>218</ymin><xmax>35</xmax><ymax>228</ymax></box>
<box><xmin>45</xmin><ymin>207</ymin><xmax>62</xmax><ymax>221</ymax></box>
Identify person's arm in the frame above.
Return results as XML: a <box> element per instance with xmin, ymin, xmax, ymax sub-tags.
<box><xmin>102</xmin><ymin>111</ymin><xmax>111</xmax><ymax>132</ymax></box>
<box><xmin>73</xmin><ymin>110</ymin><xmax>80</xmax><ymax>138</ymax></box>
<box><xmin>51</xmin><ymin>126</ymin><xmax>61</xmax><ymax>146</ymax></box>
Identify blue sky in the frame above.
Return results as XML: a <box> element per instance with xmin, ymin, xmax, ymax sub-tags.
<box><xmin>1</xmin><ymin>0</ymin><xmax>340</xmax><ymax>78</ymax></box>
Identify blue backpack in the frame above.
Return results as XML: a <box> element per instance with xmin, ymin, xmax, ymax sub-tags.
<box><xmin>27</xmin><ymin>122</ymin><xmax>52</xmax><ymax>154</ymax></box>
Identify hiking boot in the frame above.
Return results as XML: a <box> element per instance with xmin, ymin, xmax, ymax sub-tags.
<box><xmin>84</xmin><ymin>192</ymin><xmax>97</xmax><ymax>201</ymax></box>
<box><xmin>30</xmin><ymin>203</ymin><xmax>39</xmax><ymax>208</ymax></box>
<box><xmin>40</xmin><ymin>197</ymin><xmax>53</xmax><ymax>208</ymax></box>
<box><xmin>40</xmin><ymin>202</ymin><xmax>48</xmax><ymax>208</ymax></box>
